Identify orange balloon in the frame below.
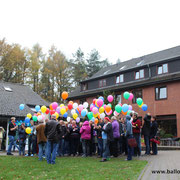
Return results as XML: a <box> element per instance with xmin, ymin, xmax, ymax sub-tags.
<box><xmin>62</xmin><ymin>91</ymin><xmax>68</xmax><ymax>100</ymax></box>
<box><xmin>69</xmin><ymin>101</ymin><xmax>73</xmax><ymax>104</ymax></box>
<box><xmin>94</xmin><ymin>118</ymin><xmax>98</xmax><ymax>124</ymax></box>
<box><xmin>122</xmin><ymin>111</ymin><xmax>127</xmax><ymax>115</ymax></box>
<box><xmin>49</xmin><ymin>104</ymin><xmax>53</xmax><ymax>110</ymax></box>
<box><xmin>105</xmin><ymin>105</ymin><xmax>111</xmax><ymax>113</ymax></box>
<box><xmin>98</xmin><ymin>113</ymin><xmax>100</xmax><ymax>119</ymax></box>
<box><xmin>65</xmin><ymin>106</ymin><xmax>68</xmax><ymax>112</ymax></box>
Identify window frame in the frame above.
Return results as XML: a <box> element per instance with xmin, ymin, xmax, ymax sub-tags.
<box><xmin>81</xmin><ymin>83</ymin><xmax>88</xmax><ymax>91</ymax></box>
<box><xmin>135</xmin><ymin>69</ymin><xmax>144</xmax><ymax>80</ymax></box>
<box><xmin>155</xmin><ymin>86</ymin><xmax>167</xmax><ymax>100</ymax></box>
<box><xmin>99</xmin><ymin>79</ymin><xmax>106</xmax><ymax>88</ymax></box>
<box><xmin>132</xmin><ymin>89</ymin><xmax>143</xmax><ymax>104</ymax></box>
<box><xmin>116</xmin><ymin>74</ymin><xmax>124</xmax><ymax>84</ymax></box>
<box><xmin>157</xmin><ymin>63</ymin><xmax>168</xmax><ymax>75</ymax></box>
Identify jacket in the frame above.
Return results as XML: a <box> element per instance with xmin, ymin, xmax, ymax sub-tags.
<box><xmin>125</xmin><ymin>115</ymin><xmax>133</xmax><ymax>137</ymax></box>
<box><xmin>132</xmin><ymin>118</ymin><xmax>141</xmax><ymax>134</ymax></box>
<box><xmin>150</xmin><ymin>121</ymin><xmax>158</xmax><ymax>138</ymax></box>
<box><xmin>112</xmin><ymin>120</ymin><xmax>120</xmax><ymax>138</ymax></box>
<box><xmin>80</xmin><ymin>121</ymin><xmax>91</xmax><ymax>140</ymax></box>
<box><xmin>95</xmin><ymin>122</ymin><xmax>104</xmax><ymax>138</ymax></box>
<box><xmin>44</xmin><ymin>119</ymin><xmax>61</xmax><ymax>143</ymax></box>
<box><xmin>69</xmin><ymin>125</ymin><xmax>80</xmax><ymax>139</ymax></box>
<box><xmin>36</xmin><ymin>124</ymin><xmax>47</xmax><ymax>144</ymax></box>
<box><xmin>101</xmin><ymin>122</ymin><xmax>114</xmax><ymax>142</ymax></box>
<box><xmin>119</xmin><ymin>122</ymin><xmax>125</xmax><ymax>136</ymax></box>
<box><xmin>18</xmin><ymin>128</ymin><xmax>26</xmax><ymax>140</ymax></box>
<box><xmin>142</xmin><ymin>114</ymin><xmax>151</xmax><ymax>136</ymax></box>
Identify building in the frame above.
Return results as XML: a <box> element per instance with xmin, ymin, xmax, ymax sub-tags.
<box><xmin>69</xmin><ymin>46</ymin><xmax>180</xmax><ymax>137</ymax></box>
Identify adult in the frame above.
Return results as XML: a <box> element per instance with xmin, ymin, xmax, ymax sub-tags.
<box><xmin>142</xmin><ymin>113</ymin><xmax>151</xmax><ymax>155</ymax></box>
<box><xmin>150</xmin><ymin>116</ymin><xmax>158</xmax><ymax>155</ymax></box>
<box><xmin>125</xmin><ymin>115</ymin><xmax>133</xmax><ymax>161</ymax></box>
<box><xmin>89</xmin><ymin>120</ymin><xmax>95</xmax><ymax>156</ymax></box>
<box><xmin>7</xmin><ymin>117</ymin><xmax>18</xmax><ymax>155</ymax></box>
<box><xmin>44</xmin><ymin>114</ymin><xmax>61</xmax><ymax>164</ymax></box>
<box><xmin>80</xmin><ymin>121</ymin><xmax>91</xmax><ymax>157</ymax></box>
<box><xmin>0</xmin><ymin>127</ymin><xmax>5</xmax><ymax>151</ymax></box>
<box><xmin>36</xmin><ymin>119</ymin><xmax>47</xmax><ymax>161</ymax></box>
<box><xmin>110</xmin><ymin>116</ymin><xmax>120</xmax><ymax>157</ymax></box>
<box><xmin>132</xmin><ymin>112</ymin><xmax>141</xmax><ymax>156</ymax></box>
<box><xmin>100</xmin><ymin>117</ymin><xmax>113</xmax><ymax>162</ymax></box>
<box><xmin>18</xmin><ymin>123</ymin><xmax>26</xmax><ymax>156</ymax></box>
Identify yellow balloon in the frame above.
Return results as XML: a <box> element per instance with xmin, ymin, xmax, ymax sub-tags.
<box><xmin>41</xmin><ymin>106</ymin><xmax>47</xmax><ymax>113</ymax></box>
<box><xmin>99</xmin><ymin>107</ymin><xmax>104</xmax><ymax>114</ymax></box>
<box><xmin>138</xmin><ymin>102</ymin><xmax>144</xmax><ymax>108</ymax></box>
<box><xmin>93</xmin><ymin>113</ymin><xmax>99</xmax><ymax>118</ymax></box>
<box><xmin>60</xmin><ymin>104</ymin><xmax>65</xmax><ymax>107</ymax></box>
<box><xmin>26</xmin><ymin>127</ymin><xmax>32</xmax><ymax>134</ymax></box>
<box><xmin>60</xmin><ymin>108</ymin><xmax>66</xmax><ymax>115</ymax></box>
<box><xmin>73</xmin><ymin>113</ymin><xmax>78</xmax><ymax>120</ymax></box>
<box><xmin>54</xmin><ymin>112</ymin><xmax>59</xmax><ymax>119</ymax></box>
<box><xmin>27</xmin><ymin>113</ymin><xmax>32</xmax><ymax>119</ymax></box>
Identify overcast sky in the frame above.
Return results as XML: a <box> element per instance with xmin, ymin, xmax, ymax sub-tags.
<box><xmin>1</xmin><ymin>0</ymin><xmax>180</xmax><ymax>64</ymax></box>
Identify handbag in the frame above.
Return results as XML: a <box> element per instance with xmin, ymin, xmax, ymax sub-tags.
<box><xmin>128</xmin><ymin>137</ymin><xmax>137</xmax><ymax>147</ymax></box>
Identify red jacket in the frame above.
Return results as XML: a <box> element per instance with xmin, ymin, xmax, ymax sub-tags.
<box><xmin>132</xmin><ymin>119</ymin><xmax>141</xmax><ymax>134</ymax></box>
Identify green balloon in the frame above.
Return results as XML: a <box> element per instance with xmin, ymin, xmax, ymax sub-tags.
<box><xmin>136</xmin><ymin>98</ymin><xmax>143</xmax><ymax>106</ymax></box>
<box><xmin>123</xmin><ymin>92</ymin><xmax>130</xmax><ymax>100</ymax></box>
<box><xmin>33</xmin><ymin>116</ymin><xmax>38</xmax><ymax>122</ymax></box>
<box><xmin>108</xmin><ymin>103</ymin><xmax>112</xmax><ymax>108</ymax></box>
<box><xmin>115</xmin><ymin>105</ymin><xmax>122</xmax><ymax>113</ymax></box>
<box><xmin>87</xmin><ymin>112</ymin><xmax>93</xmax><ymax>120</ymax></box>
<box><xmin>127</xmin><ymin>110</ymin><xmax>132</xmax><ymax>115</ymax></box>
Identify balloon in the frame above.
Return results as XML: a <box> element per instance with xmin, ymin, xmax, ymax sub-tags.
<box><xmin>107</xmin><ymin>103</ymin><xmax>112</xmax><ymax>108</ymax></box>
<box><xmin>35</xmin><ymin>105</ymin><xmax>40</xmax><ymax>112</ymax></box>
<box><xmin>63</xmin><ymin>112</ymin><xmax>68</xmax><ymax>118</ymax></box>
<box><xmin>136</xmin><ymin>98</ymin><xmax>143</xmax><ymax>106</ymax></box>
<box><xmin>62</xmin><ymin>91</ymin><xmax>68</xmax><ymax>100</ymax></box>
<box><xmin>37</xmin><ymin>112</ymin><xmax>41</xmax><ymax>116</ymax></box>
<box><xmin>106</xmin><ymin>110</ymin><xmax>112</xmax><ymax>116</ymax></box>
<box><xmin>25</xmin><ymin>127</ymin><xmax>32</xmax><ymax>134</ymax></box>
<box><xmin>97</xmin><ymin>99</ymin><xmax>104</xmax><ymax>107</ymax></box>
<box><xmin>69</xmin><ymin>101</ymin><xmax>73</xmax><ymax>104</ymax></box>
<box><xmin>56</xmin><ymin>107</ymin><xmax>61</xmax><ymax>113</ymax></box>
<box><xmin>45</xmin><ymin>108</ymin><xmax>50</xmax><ymax>114</ymax></box>
<box><xmin>65</xmin><ymin>106</ymin><xmax>68</xmax><ymax>112</ymax></box>
<box><xmin>87</xmin><ymin>112</ymin><xmax>93</xmax><ymax>120</ymax></box>
<box><xmin>73</xmin><ymin>113</ymin><xmax>78</xmax><ymax>120</ymax></box>
<box><xmin>41</xmin><ymin>106</ymin><xmax>47</xmax><ymax>113</ymax></box>
<box><xmin>122</xmin><ymin>111</ymin><xmax>127</xmax><ymax>115</ymax></box>
<box><xmin>52</xmin><ymin>102</ymin><xmax>58</xmax><ymax>110</ymax></box>
<box><xmin>128</xmin><ymin>93</ymin><xmax>134</xmax><ymax>101</ymax></box>
<box><xmin>49</xmin><ymin>104</ymin><xmax>53</xmax><ymax>110</ymax></box>
<box><xmin>92</xmin><ymin>107</ymin><xmax>98</xmax><ymax>115</ymax></box>
<box><xmin>122</xmin><ymin>104</ymin><xmax>129</xmax><ymax>112</ymax></box>
<box><xmin>73</xmin><ymin>103</ymin><xmax>78</xmax><ymax>109</ymax></box>
<box><xmin>91</xmin><ymin>117</ymin><xmax>95</xmax><ymax>122</ymax></box>
<box><xmin>114</xmin><ymin>111</ymin><xmax>119</xmax><ymax>116</ymax></box>
<box><xmin>138</xmin><ymin>102</ymin><xmax>144</xmax><ymax>108</ymax></box>
<box><xmin>67</xmin><ymin>117</ymin><xmax>71</xmax><ymax>122</ymax></box>
<box><xmin>81</xmin><ymin>109</ymin><xmax>87</xmax><ymax>117</ymax></box>
<box><xmin>38</xmin><ymin>115</ymin><xmax>43</xmax><ymax>121</ymax></box>
<box><xmin>71</xmin><ymin>109</ymin><xmax>76</xmax><ymax>115</ymax></box>
<box><xmin>115</xmin><ymin>105</ymin><xmax>122</xmax><ymax>113</ymax></box>
<box><xmin>127</xmin><ymin>110</ymin><xmax>132</xmax><ymax>115</ymax></box>
<box><xmin>105</xmin><ymin>105</ymin><xmax>111</xmax><ymax>113</ymax></box>
<box><xmin>54</xmin><ymin>112</ymin><xmax>59</xmax><ymax>119</ymax></box>
<box><xmin>27</xmin><ymin>113</ymin><xmax>32</xmax><ymax>119</ymax></box>
<box><xmin>98</xmin><ymin>96</ymin><xmax>104</xmax><ymax>101</ymax></box>
<box><xmin>142</xmin><ymin>104</ymin><xmax>148</xmax><ymax>111</ymax></box>
<box><xmin>25</xmin><ymin>117</ymin><xmax>30</xmax><ymax>124</ymax></box>
<box><xmin>123</xmin><ymin>92</ymin><xmax>130</xmax><ymax>100</ymax></box>
<box><xmin>128</xmin><ymin>105</ymin><xmax>132</xmax><ymax>111</ymax></box>
<box><xmin>60</xmin><ymin>108</ymin><xmax>66</xmax><ymax>115</ymax></box>
<box><xmin>32</xmin><ymin>116</ymin><xmax>37</xmax><ymax>122</ymax></box>
<box><xmin>94</xmin><ymin>118</ymin><xmax>98</xmax><ymax>124</ymax></box>
<box><xmin>50</xmin><ymin>110</ymin><xmax>55</xmax><ymax>115</ymax></box>
<box><xmin>99</xmin><ymin>107</ymin><xmax>104</xmax><ymax>114</ymax></box>
<box><xmin>68</xmin><ymin>103</ymin><xmax>73</xmax><ymax>110</ymax></box>
<box><xmin>78</xmin><ymin>104</ymin><xmax>84</xmax><ymax>111</ymax></box>
<box><xmin>107</xmin><ymin>95</ymin><xmax>114</xmax><ymax>103</ymax></box>
<box><xmin>100</xmin><ymin>113</ymin><xmax>105</xmax><ymax>119</ymax></box>
<box><xmin>76</xmin><ymin>117</ymin><xmax>80</xmax><ymax>123</ymax></box>
<box><xmin>83</xmin><ymin>102</ymin><xmax>88</xmax><ymax>109</ymax></box>
<box><xmin>19</xmin><ymin>104</ymin><xmax>24</xmax><ymax>110</ymax></box>
<box><xmin>93</xmin><ymin>99</ymin><xmax>96</xmax><ymax>105</ymax></box>
<box><xmin>93</xmin><ymin>113</ymin><xmax>99</xmax><ymax>118</ymax></box>
<box><xmin>90</xmin><ymin>104</ymin><xmax>95</xmax><ymax>112</ymax></box>
<box><xmin>60</xmin><ymin>104</ymin><xmax>65</xmax><ymax>107</ymax></box>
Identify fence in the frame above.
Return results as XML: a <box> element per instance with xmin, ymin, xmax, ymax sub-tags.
<box><xmin>160</xmin><ymin>138</ymin><xmax>180</xmax><ymax>146</ymax></box>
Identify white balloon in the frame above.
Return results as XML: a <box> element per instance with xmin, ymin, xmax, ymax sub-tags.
<box><xmin>38</xmin><ymin>115</ymin><xmax>43</xmax><ymax>121</ymax></box>
<box><xmin>71</xmin><ymin>109</ymin><xmax>76</xmax><ymax>115</ymax></box>
<box><xmin>73</xmin><ymin>103</ymin><xmax>78</xmax><ymax>109</ymax></box>
<box><xmin>83</xmin><ymin>102</ymin><xmax>89</xmax><ymax>109</ymax></box>
<box><xmin>100</xmin><ymin>113</ymin><xmax>105</xmax><ymax>119</ymax></box>
<box><xmin>67</xmin><ymin>117</ymin><xmax>71</xmax><ymax>122</ymax></box>
<box><xmin>84</xmin><ymin>109</ymin><xmax>88</xmax><ymax>114</ymax></box>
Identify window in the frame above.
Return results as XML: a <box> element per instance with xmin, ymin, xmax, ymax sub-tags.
<box><xmin>99</xmin><ymin>79</ymin><xmax>106</xmax><ymax>88</ymax></box>
<box><xmin>132</xmin><ymin>89</ymin><xmax>143</xmax><ymax>104</ymax></box>
<box><xmin>82</xmin><ymin>83</ymin><xmax>87</xmax><ymax>91</ymax></box>
<box><xmin>135</xmin><ymin>69</ymin><xmax>144</xmax><ymax>79</ymax></box>
<box><xmin>116</xmin><ymin>94</ymin><xmax>122</xmax><ymax>104</ymax></box>
<box><xmin>155</xmin><ymin>86</ymin><xmax>167</xmax><ymax>100</ymax></box>
<box><xmin>157</xmin><ymin>63</ymin><xmax>168</xmax><ymax>75</ymax></box>
<box><xmin>116</xmin><ymin>74</ymin><xmax>124</xmax><ymax>84</ymax></box>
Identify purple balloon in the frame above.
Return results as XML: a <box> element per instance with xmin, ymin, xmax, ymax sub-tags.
<box><xmin>76</xmin><ymin>117</ymin><xmax>80</xmax><ymax>123</ymax></box>
<box><xmin>128</xmin><ymin>105</ymin><xmax>132</xmax><ymax>111</ymax></box>
<box><xmin>56</xmin><ymin>107</ymin><xmax>61</xmax><ymax>113</ymax></box>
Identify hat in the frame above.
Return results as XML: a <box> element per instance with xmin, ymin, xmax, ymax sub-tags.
<box><xmin>104</xmin><ymin>117</ymin><xmax>111</xmax><ymax>122</ymax></box>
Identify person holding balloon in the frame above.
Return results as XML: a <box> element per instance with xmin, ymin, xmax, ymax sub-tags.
<box><xmin>18</xmin><ymin>123</ymin><xmax>26</xmax><ymax>156</ymax></box>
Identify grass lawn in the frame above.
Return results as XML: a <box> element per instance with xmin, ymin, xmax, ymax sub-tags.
<box><xmin>0</xmin><ymin>156</ymin><xmax>147</xmax><ymax>180</ymax></box>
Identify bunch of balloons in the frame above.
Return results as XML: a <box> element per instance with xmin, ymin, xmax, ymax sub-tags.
<box><xmin>136</xmin><ymin>98</ymin><xmax>148</xmax><ymax>111</ymax></box>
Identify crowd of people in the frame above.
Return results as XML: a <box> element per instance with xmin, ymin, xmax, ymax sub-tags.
<box><xmin>5</xmin><ymin>112</ymin><xmax>158</xmax><ymax>164</ymax></box>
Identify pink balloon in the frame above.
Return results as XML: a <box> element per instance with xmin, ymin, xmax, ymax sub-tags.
<box><xmin>107</xmin><ymin>95</ymin><xmax>114</xmax><ymax>103</ymax></box>
<box><xmin>78</xmin><ymin>104</ymin><xmax>84</xmax><ymax>111</ymax></box>
<box><xmin>52</xmin><ymin>102</ymin><xmax>58</xmax><ymax>110</ymax></box>
<box><xmin>128</xmin><ymin>105</ymin><xmax>132</xmax><ymax>111</ymax></box>
<box><xmin>92</xmin><ymin>107</ymin><xmax>98</xmax><ymax>114</ymax></box>
<box><xmin>90</xmin><ymin>105</ymin><xmax>95</xmax><ymax>112</ymax></box>
<box><xmin>103</xmin><ymin>104</ymin><xmax>107</xmax><ymax>109</ymax></box>
<box><xmin>114</xmin><ymin>111</ymin><xmax>119</xmax><ymax>116</ymax></box>
<box><xmin>42</xmin><ymin>114</ymin><xmax>45</xmax><ymax>120</ymax></box>
<box><xmin>97</xmin><ymin>99</ymin><xmax>103</xmax><ymax>107</ymax></box>
<box><xmin>128</xmin><ymin>93</ymin><xmax>134</xmax><ymax>101</ymax></box>
<box><xmin>106</xmin><ymin>110</ymin><xmax>112</xmax><ymax>116</ymax></box>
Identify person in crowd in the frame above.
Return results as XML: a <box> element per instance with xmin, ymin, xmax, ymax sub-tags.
<box><xmin>36</xmin><ymin>119</ymin><xmax>47</xmax><ymax>161</ymax></box>
<box><xmin>100</xmin><ymin>117</ymin><xmax>113</xmax><ymax>162</ymax></box>
<box><xmin>13</xmin><ymin>130</ymin><xmax>19</xmax><ymax>152</ymax></box>
<box><xmin>142</xmin><ymin>113</ymin><xmax>151</xmax><ymax>155</ymax></box>
<box><xmin>7</xmin><ymin>117</ymin><xmax>18</xmax><ymax>155</ymax></box>
<box><xmin>45</xmin><ymin>114</ymin><xmax>61</xmax><ymax>164</ymax></box>
<box><xmin>80</xmin><ymin>121</ymin><xmax>91</xmax><ymax>157</ymax></box>
<box><xmin>130</xmin><ymin>112</ymin><xmax>134</xmax><ymax>123</ymax></box>
<box><xmin>132</xmin><ymin>112</ymin><xmax>141</xmax><ymax>156</ymax></box>
<box><xmin>89</xmin><ymin>120</ymin><xmax>96</xmax><ymax>156</ymax></box>
<box><xmin>110</xmin><ymin>116</ymin><xmax>120</xmax><ymax>157</ymax></box>
<box><xmin>69</xmin><ymin>120</ymin><xmax>80</xmax><ymax>156</ymax></box>
<box><xmin>26</xmin><ymin>120</ymin><xmax>37</xmax><ymax>157</ymax></box>
<box><xmin>150</xmin><ymin>116</ymin><xmax>158</xmax><ymax>155</ymax></box>
<box><xmin>0</xmin><ymin>127</ymin><xmax>5</xmax><ymax>151</ymax></box>
<box><xmin>18</xmin><ymin>123</ymin><xmax>26</xmax><ymax>156</ymax></box>
<box><xmin>94</xmin><ymin>118</ymin><xmax>104</xmax><ymax>158</ymax></box>
<box><xmin>64</xmin><ymin>122</ymin><xmax>70</xmax><ymax>156</ymax></box>
<box><xmin>125</xmin><ymin>115</ymin><xmax>133</xmax><ymax>161</ymax></box>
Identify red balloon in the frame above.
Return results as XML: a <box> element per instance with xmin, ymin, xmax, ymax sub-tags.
<box><xmin>68</xmin><ymin>103</ymin><xmax>73</xmax><ymax>110</ymax></box>
<box><xmin>50</xmin><ymin>110</ymin><xmax>55</xmax><ymax>115</ymax></box>
<box><xmin>45</xmin><ymin>108</ymin><xmax>50</xmax><ymax>115</ymax></box>
<box><xmin>93</xmin><ymin>99</ymin><xmax>96</xmax><ymax>105</ymax></box>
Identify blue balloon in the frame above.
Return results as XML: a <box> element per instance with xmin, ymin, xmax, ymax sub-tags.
<box><xmin>122</xmin><ymin>104</ymin><xmax>129</xmax><ymax>112</ymax></box>
<box><xmin>76</xmin><ymin>109</ymin><xmax>79</xmax><ymax>114</ymax></box>
<box><xmin>81</xmin><ymin>109</ymin><xmax>87</xmax><ymax>117</ymax></box>
<box><xmin>98</xmin><ymin>96</ymin><xmax>104</xmax><ymax>101</ymax></box>
<box><xmin>19</xmin><ymin>104</ymin><xmax>24</xmax><ymax>110</ymax></box>
<box><xmin>63</xmin><ymin>112</ymin><xmax>68</xmax><ymax>118</ymax></box>
<box><xmin>35</xmin><ymin>105</ymin><xmax>40</xmax><ymax>112</ymax></box>
<box><xmin>91</xmin><ymin>117</ymin><xmax>95</xmax><ymax>122</ymax></box>
<box><xmin>142</xmin><ymin>104</ymin><xmax>148</xmax><ymax>111</ymax></box>
<box><xmin>25</xmin><ymin>117</ymin><xmax>30</xmax><ymax>124</ymax></box>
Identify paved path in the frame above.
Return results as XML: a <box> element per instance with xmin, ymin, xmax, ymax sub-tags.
<box><xmin>139</xmin><ymin>151</ymin><xmax>180</xmax><ymax>180</ymax></box>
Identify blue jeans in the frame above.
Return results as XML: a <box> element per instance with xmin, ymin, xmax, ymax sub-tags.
<box><xmin>102</xmin><ymin>139</ymin><xmax>110</xmax><ymax>159</ymax></box>
<box><xmin>152</xmin><ymin>142</ymin><xmax>158</xmax><ymax>155</ymax></box>
<box><xmin>97</xmin><ymin>138</ymin><xmax>103</xmax><ymax>157</ymax></box>
<box><xmin>13</xmin><ymin>140</ymin><xmax>19</xmax><ymax>151</ymax></box>
<box><xmin>7</xmin><ymin>135</ymin><xmax>14</xmax><ymax>154</ymax></box>
<box><xmin>133</xmin><ymin>133</ymin><xmax>141</xmax><ymax>156</ymax></box>
<box><xmin>144</xmin><ymin>135</ymin><xmax>150</xmax><ymax>155</ymax></box>
<box><xmin>64</xmin><ymin>140</ymin><xmax>70</xmax><ymax>155</ymax></box>
<box><xmin>57</xmin><ymin>139</ymin><xmax>65</xmax><ymax>156</ymax></box>
<box><xmin>19</xmin><ymin>139</ymin><xmax>26</xmax><ymax>156</ymax></box>
<box><xmin>126</xmin><ymin>136</ymin><xmax>133</xmax><ymax>160</ymax></box>
<box><xmin>82</xmin><ymin>139</ymin><xmax>90</xmax><ymax>156</ymax></box>
<box><xmin>28</xmin><ymin>135</ymin><xmax>37</xmax><ymax>155</ymax></box>
<box><xmin>46</xmin><ymin>141</ymin><xmax>58</xmax><ymax>164</ymax></box>
<box><xmin>38</xmin><ymin>142</ymin><xmax>47</xmax><ymax>161</ymax></box>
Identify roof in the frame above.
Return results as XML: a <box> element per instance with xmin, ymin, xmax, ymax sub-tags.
<box><xmin>83</xmin><ymin>45</ymin><xmax>180</xmax><ymax>82</ymax></box>
<box><xmin>0</xmin><ymin>81</ymin><xmax>49</xmax><ymax>117</ymax></box>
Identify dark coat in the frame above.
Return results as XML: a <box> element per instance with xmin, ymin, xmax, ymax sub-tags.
<box><xmin>18</xmin><ymin>128</ymin><xmax>26</xmax><ymax>140</ymax></box>
<box><xmin>95</xmin><ymin>122</ymin><xmax>104</xmax><ymax>139</ymax></box>
<box><xmin>142</xmin><ymin>114</ymin><xmax>151</xmax><ymax>136</ymax></box>
<box><xmin>101</xmin><ymin>123</ymin><xmax>114</xmax><ymax>142</ymax></box>
<box><xmin>150</xmin><ymin>121</ymin><xmax>158</xmax><ymax>138</ymax></box>
<box><xmin>69</xmin><ymin>125</ymin><xmax>80</xmax><ymax>139</ymax></box>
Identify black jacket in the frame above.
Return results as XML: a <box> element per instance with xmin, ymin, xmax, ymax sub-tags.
<box><xmin>59</xmin><ymin>125</ymin><xmax>68</xmax><ymax>139</ymax></box>
<box><xmin>142</xmin><ymin>114</ymin><xmax>151</xmax><ymax>136</ymax></box>
<box><xmin>119</xmin><ymin>122</ymin><xmax>125</xmax><ymax>136</ymax></box>
<box><xmin>101</xmin><ymin>123</ymin><xmax>114</xmax><ymax>142</ymax></box>
<box><xmin>69</xmin><ymin>125</ymin><xmax>80</xmax><ymax>139</ymax></box>
<box><xmin>95</xmin><ymin>122</ymin><xmax>104</xmax><ymax>138</ymax></box>
<box><xmin>44</xmin><ymin>119</ymin><xmax>61</xmax><ymax>143</ymax></box>
<box><xmin>18</xmin><ymin>128</ymin><xmax>26</xmax><ymax>140</ymax></box>
<box><xmin>150</xmin><ymin>121</ymin><xmax>158</xmax><ymax>138</ymax></box>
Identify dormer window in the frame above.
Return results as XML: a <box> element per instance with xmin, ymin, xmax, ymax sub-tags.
<box><xmin>157</xmin><ymin>64</ymin><xmax>168</xmax><ymax>75</ymax></box>
<box><xmin>116</xmin><ymin>74</ymin><xmax>124</xmax><ymax>84</ymax></box>
<box><xmin>135</xmin><ymin>69</ymin><xmax>144</xmax><ymax>80</ymax></box>
<box><xmin>82</xmin><ymin>83</ymin><xmax>87</xmax><ymax>91</ymax></box>
<box><xmin>99</xmin><ymin>79</ymin><xmax>106</xmax><ymax>88</ymax></box>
